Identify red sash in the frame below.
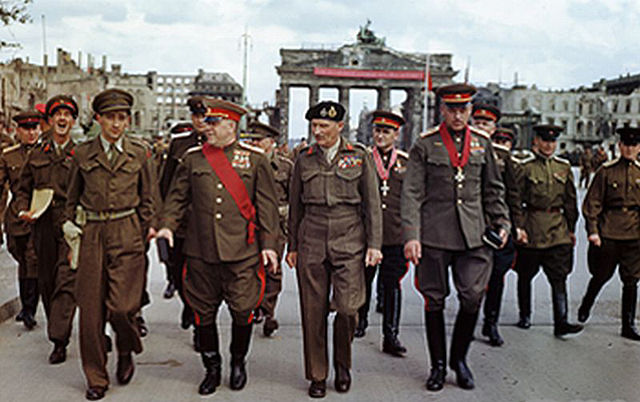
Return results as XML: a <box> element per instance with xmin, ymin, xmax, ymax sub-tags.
<box><xmin>202</xmin><ymin>142</ymin><xmax>257</xmax><ymax>245</ymax></box>
<box><xmin>439</xmin><ymin>123</ymin><xmax>471</xmax><ymax>168</ymax></box>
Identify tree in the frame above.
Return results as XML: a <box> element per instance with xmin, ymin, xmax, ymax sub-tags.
<box><xmin>1</xmin><ymin>0</ymin><xmax>32</xmax><ymax>49</ymax></box>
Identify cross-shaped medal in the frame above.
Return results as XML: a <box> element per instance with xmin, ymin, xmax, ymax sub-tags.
<box><xmin>455</xmin><ymin>167</ymin><xmax>465</xmax><ymax>184</ymax></box>
<box><xmin>381</xmin><ymin>180</ymin><xmax>390</xmax><ymax>197</ymax></box>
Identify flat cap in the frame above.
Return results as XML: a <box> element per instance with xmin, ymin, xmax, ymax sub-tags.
<box><xmin>186</xmin><ymin>96</ymin><xmax>207</xmax><ymax>114</ymax></box>
<box><xmin>437</xmin><ymin>83</ymin><xmax>477</xmax><ymax>106</ymax></box>
<box><xmin>246</xmin><ymin>121</ymin><xmax>280</xmax><ymax>139</ymax></box>
<box><xmin>533</xmin><ymin>124</ymin><xmax>563</xmax><ymax>141</ymax></box>
<box><xmin>13</xmin><ymin>110</ymin><xmax>43</xmax><ymax>127</ymax></box>
<box><xmin>305</xmin><ymin>101</ymin><xmax>346</xmax><ymax>122</ymax></box>
<box><xmin>472</xmin><ymin>103</ymin><xmax>501</xmax><ymax>122</ymax></box>
<box><xmin>46</xmin><ymin>95</ymin><xmax>79</xmax><ymax>119</ymax></box>
<box><xmin>203</xmin><ymin>98</ymin><xmax>247</xmax><ymax>123</ymax></box>
<box><xmin>617</xmin><ymin>127</ymin><xmax>640</xmax><ymax>146</ymax></box>
<box><xmin>371</xmin><ymin>110</ymin><xmax>405</xmax><ymax>129</ymax></box>
<box><xmin>492</xmin><ymin>126</ymin><xmax>515</xmax><ymax>143</ymax></box>
<box><xmin>92</xmin><ymin>89</ymin><xmax>134</xmax><ymax>114</ymax></box>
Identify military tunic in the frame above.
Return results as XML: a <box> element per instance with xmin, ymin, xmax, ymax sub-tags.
<box><xmin>14</xmin><ymin>138</ymin><xmax>76</xmax><ymax>345</ymax></box>
<box><xmin>288</xmin><ymin>137</ymin><xmax>382</xmax><ymax>382</ymax></box>
<box><xmin>64</xmin><ymin>136</ymin><xmax>156</xmax><ymax>389</ymax></box>
<box><xmin>160</xmin><ymin>140</ymin><xmax>279</xmax><ymax>326</ymax></box>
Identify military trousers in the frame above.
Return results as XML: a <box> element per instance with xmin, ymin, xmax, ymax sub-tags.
<box><xmin>587</xmin><ymin>238</ymin><xmax>640</xmax><ymax>287</ymax></box>
<box><xmin>483</xmin><ymin>237</ymin><xmax>516</xmax><ymax>319</ymax></box>
<box><xmin>416</xmin><ymin>245</ymin><xmax>492</xmax><ymax>313</ymax></box>
<box><xmin>184</xmin><ymin>254</ymin><xmax>264</xmax><ymax>326</ymax></box>
<box><xmin>361</xmin><ymin>245</ymin><xmax>408</xmax><ymax>317</ymax></box>
<box><xmin>295</xmin><ymin>212</ymin><xmax>366</xmax><ymax>382</ymax></box>
<box><xmin>7</xmin><ymin>232</ymin><xmax>37</xmax><ymax>279</ymax></box>
<box><xmin>75</xmin><ymin>215</ymin><xmax>146</xmax><ymax>389</ymax></box>
<box><xmin>33</xmin><ymin>206</ymin><xmax>76</xmax><ymax>344</ymax></box>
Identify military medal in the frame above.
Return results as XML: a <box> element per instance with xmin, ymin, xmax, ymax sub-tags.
<box><xmin>372</xmin><ymin>146</ymin><xmax>397</xmax><ymax>197</ymax></box>
<box><xmin>439</xmin><ymin>123</ymin><xmax>471</xmax><ymax>184</ymax></box>
<box><xmin>455</xmin><ymin>167</ymin><xmax>465</xmax><ymax>183</ymax></box>
<box><xmin>380</xmin><ymin>180</ymin><xmax>390</xmax><ymax>197</ymax></box>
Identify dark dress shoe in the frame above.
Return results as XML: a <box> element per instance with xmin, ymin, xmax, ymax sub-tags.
<box><xmin>116</xmin><ymin>353</ymin><xmax>135</xmax><ymax>385</ymax></box>
<box><xmin>450</xmin><ymin>360</ymin><xmax>474</xmax><ymax>390</ymax></box>
<box><xmin>49</xmin><ymin>343</ymin><xmax>67</xmax><ymax>364</ymax></box>
<box><xmin>516</xmin><ymin>315</ymin><xmax>531</xmax><ymax>329</ymax></box>
<box><xmin>334</xmin><ymin>366</ymin><xmax>351</xmax><ymax>393</ymax></box>
<box><xmin>137</xmin><ymin>316</ymin><xmax>148</xmax><ymax>337</ymax></box>
<box><xmin>263</xmin><ymin>318</ymin><xmax>279</xmax><ymax>337</ymax></box>
<box><xmin>198</xmin><ymin>370</ymin><xmax>221</xmax><ymax>395</ymax></box>
<box><xmin>163</xmin><ymin>282</ymin><xmax>176</xmax><ymax>299</ymax></box>
<box><xmin>354</xmin><ymin>318</ymin><xmax>367</xmax><ymax>338</ymax></box>
<box><xmin>229</xmin><ymin>359</ymin><xmax>247</xmax><ymax>390</ymax></box>
<box><xmin>308</xmin><ymin>380</ymin><xmax>326</xmax><ymax>398</ymax></box>
<box><xmin>15</xmin><ymin>310</ymin><xmax>25</xmax><ymax>322</ymax></box>
<box><xmin>577</xmin><ymin>306</ymin><xmax>590</xmax><ymax>323</ymax></box>
<box><xmin>85</xmin><ymin>386</ymin><xmax>107</xmax><ymax>400</ymax></box>
<box><xmin>482</xmin><ymin>323</ymin><xmax>504</xmax><ymax>347</ymax></box>
<box><xmin>426</xmin><ymin>362</ymin><xmax>446</xmax><ymax>391</ymax></box>
<box><xmin>382</xmin><ymin>337</ymin><xmax>407</xmax><ymax>357</ymax></box>
<box><xmin>554</xmin><ymin>322</ymin><xmax>583</xmax><ymax>338</ymax></box>
<box><xmin>23</xmin><ymin>313</ymin><xmax>37</xmax><ymax>330</ymax></box>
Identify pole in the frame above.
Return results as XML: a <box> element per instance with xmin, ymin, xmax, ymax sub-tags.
<box><xmin>41</xmin><ymin>14</ymin><xmax>47</xmax><ymax>64</ymax></box>
<box><xmin>241</xmin><ymin>26</ymin><xmax>250</xmax><ymax>107</ymax></box>
<box><xmin>423</xmin><ymin>53</ymin><xmax>430</xmax><ymax>131</ymax></box>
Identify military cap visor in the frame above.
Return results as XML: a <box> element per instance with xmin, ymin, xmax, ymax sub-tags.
<box><xmin>437</xmin><ymin>83</ymin><xmax>477</xmax><ymax>106</ymax></box>
<box><xmin>46</xmin><ymin>95</ymin><xmax>79</xmax><ymax>119</ymax></box>
<box><xmin>305</xmin><ymin>101</ymin><xmax>346</xmax><ymax>122</ymax></box>
<box><xmin>92</xmin><ymin>89</ymin><xmax>134</xmax><ymax>114</ymax></box>
<box><xmin>472</xmin><ymin>103</ymin><xmax>501</xmax><ymax>122</ymax></box>
<box><xmin>13</xmin><ymin>111</ymin><xmax>43</xmax><ymax>127</ymax></box>
<box><xmin>203</xmin><ymin>98</ymin><xmax>247</xmax><ymax>123</ymax></box>
<box><xmin>617</xmin><ymin>127</ymin><xmax>640</xmax><ymax>146</ymax></box>
<box><xmin>247</xmin><ymin>121</ymin><xmax>279</xmax><ymax>139</ymax></box>
<box><xmin>533</xmin><ymin>124</ymin><xmax>563</xmax><ymax>141</ymax></box>
<box><xmin>492</xmin><ymin>127</ymin><xmax>515</xmax><ymax>142</ymax></box>
<box><xmin>371</xmin><ymin>110</ymin><xmax>405</xmax><ymax>129</ymax></box>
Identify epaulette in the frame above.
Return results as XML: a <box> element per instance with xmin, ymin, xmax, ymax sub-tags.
<box><xmin>493</xmin><ymin>143</ymin><xmax>510</xmax><ymax>152</ymax></box>
<box><xmin>552</xmin><ymin>155</ymin><xmax>571</xmax><ymax>166</ymax></box>
<box><xmin>2</xmin><ymin>143</ymin><xmax>20</xmax><ymax>154</ymax></box>
<box><xmin>238</xmin><ymin>141</ymin><xmax>264</xmax><ymax>154</ymax></box>
<box><xmin>469</xmin><ymin>126</ymin><xmax>490</xmax><ymax>139</ymax></box>
<box><xmin>396</xmin><ymin>149</ymin><xmax>409</xmax><ymax>159</ymax></box>
<box><xmin>603</xmin><ymin>158</ymin><xmax>619</xmax><ymax>168</ymax></box>
<box><xmin>420</xmin><ymin>127</ymin><xmax>439</xmax><ymax>138</ymax></box>
<box><xmin>348</xmin><ymin>141</ymin><xmax>367</xmax><ymax>151</ymax></box>
<box><xmin>519</xmin><ymin>154</ymin><xmax>536</xmax><ymax>164</ymax></box>
<box><xmin>170</xmin><ymin>132</ymin><xmax>192</xmax><ymax>140</ymax></box>
<box><xmin>184</xmin><ymin>145</ymin><xmax>202</xmax><ymax>155</ymax></box>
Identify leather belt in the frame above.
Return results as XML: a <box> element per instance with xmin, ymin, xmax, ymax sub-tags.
<box><xmin>526</xmin><ymin>206</ymin><xmax>563</xmax><ymax>213</ymax></box>
<box><xmin>85</xmin><ymin>208</ymin><xmax>136</xmax><ymax>222</ymax></box>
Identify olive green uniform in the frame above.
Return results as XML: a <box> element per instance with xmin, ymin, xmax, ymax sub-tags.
<box><xmin>288</xmin><ymin>137</ymin><xmax>382</xmax><ymax>382</ymax></box>
<box><xmin>14</xmin><ymin>138</ymin><xmax>76</xmax><ymax>346</ymax></box>
<box><xmin>64</xmin><ymin>136</ymin><xmax>156</xmax><ymax>389</ymax></box>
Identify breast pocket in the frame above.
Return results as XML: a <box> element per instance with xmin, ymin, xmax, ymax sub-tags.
<box><xmin>334</xmin><ymin>166</ymin><xmax>362</xmax><ymax>201</ymax></box>
<box><xmin>29</xmin><ymin>158</ymin><xmax>53</xmax><ymax>184</ymax></box>
<box><xmin>301</xmin><ymin>169</ymin><xmax>324</xmax><ymax>202</ymax></box>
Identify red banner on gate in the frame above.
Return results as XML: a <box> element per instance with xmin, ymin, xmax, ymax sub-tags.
<box><xmin>313</xmin><ymin>67</ymin><xmax>426</xmax><ymax>81</ymax></box>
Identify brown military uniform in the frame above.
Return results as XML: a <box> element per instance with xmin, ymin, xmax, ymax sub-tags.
<box><xmin>160</xmin><ymin>140</ymin><xmax>279</xmax><ymax>325</ymax></box>
<box><xmin>14</xmin><ymin>138</ymin><xmax>76</xmax><ymax>345</ymax></box>
<box><xmin>64</xmin><ymin>136</ymin><xmax>156</xmax><ymax>389</ymax></box>
<box><xmin>288</xmin><ymin>137</ymin><xmax>382</xmax><ymax>382</ymax></box>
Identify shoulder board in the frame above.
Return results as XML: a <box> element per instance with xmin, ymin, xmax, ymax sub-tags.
<box><xmin>519</xmin><ymin>154</ymin><xmax>536</xmax><ymax>164</ymax></box>
<box><xmin>469</xmin><ymin>126</ymin><xmax>490</xmax><ymax>139</ymax></box>
<box><xmin>185</xmin><ymin>145</ymin><xmax>203</xmax><ymax>155</ymax></box>
<box><xmin>634</xmin><ymin>160</ymin><xmax>640</xmax><ymax>169</ymax></box>
<box><xmin>603</xmin><ymin>158</ymin><xmax>619</xmax><ymax>168</ymax></box>
<box><xmin>238</xmin><ymin>141</ymin><xmax>264</xmax><ymax>154</ymax></box>
<box><xmin>420</xmin><ymin>127</ymin><xmax>439</xmax><ymax>138</ymax></box>
<box><xmin>348</xmin><ymin>141</ymin><xmax>367</xmax><ymax>151</ymax></box>
<box><xmin>492</xmin><ymin>143</ymin><xmax>510</xmax><ymax>152</ymax></box>
<box><xmin>2</xmin><ymin>143</ymin><xmax>20</xmax><ymax>154</ymax></box>
<box><xmin>170</xmin><ymin>132</ymin><xmax>192</xmax><ymax>140</ymax></box>
<box><xmin>396</xmin><ymin>149</ymin><xmax>409</xmax><ymax>159</ymax></box>
<box><xmin>552</xmin><ymin>155</ymin><xmax>571</xmax><ymax>165</ymax></box>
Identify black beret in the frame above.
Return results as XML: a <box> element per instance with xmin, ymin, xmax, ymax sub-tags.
<box><xmin>305</xmin><ymin>101</ymin><xmax>346</xmax><ymax>122</ymax></box>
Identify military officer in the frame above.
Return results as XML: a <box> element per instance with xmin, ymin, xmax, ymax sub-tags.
<box><xmin>471</xmin><ymin>103</ymin><xmax>500</xmax><ymax>136</ymax></box>
<box><xmin>244</xmin><ymin>121</ymin><xmax>293</xmax><ymax>337</ymax></box>
<box><xmin>578</xmin><ymin>127</ymin><xmax>640</xmax><ymax>340</ymax></box>
<box><xmin>512</xmin><ymin>124</ymin><xmax>583</xmax><ymax>338</ymax></box>
<box><xmin>402</xmin><ymin>84</ymin><xmax>509</xmax><ymax>391</ymax></box>
<box><xmin>287</xmin><ymin>101</ymin><xmax>383</xmax><ymax>398</ymax></box>
<box><xmin>158</xmin><ymin>98</ymin><xmax>279</xmax><ymax>396</ymax></box>
<box><xmin>0</xmin><ymin>111</ymin><xmax>41</xmax><ymax>330</ymax></box>
<box><xmin>63</xmin><ymin>89</ymin><xmax>156</xmax><ymax>400</ymax></box>
<box><xmin>15</xmin><ymin>95</ymin><xmax>78</xmax><ymax>364</ymax></box>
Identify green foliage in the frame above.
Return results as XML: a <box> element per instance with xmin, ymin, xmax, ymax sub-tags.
<box><xmin>1</xmin><ymin>0</ymin><xmax>32</xmax><ymax>49</ymax></box>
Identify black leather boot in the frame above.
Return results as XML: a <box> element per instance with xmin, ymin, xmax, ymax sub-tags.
<box><xmin>197</xmin><ymin>324</ymin><xmax>221</xmax><ymax>395</ymax></box>
<box><xmin>424</xmin><ymin>311</ymin><xmax>446</xmax><ymax>391</ymax></box>
<box><xmin>621</xmin><ymin>285</ymin><xmax>640</xmax><ymax>341</ymax></box>
<box><xmin>449</xmin><ymin>310</ymin><xmax>478</xmax><ymax>390</ymax></box>
<box><xmin>482</xmin><ymin>310</ymin><xmax>504</xmax><ymax>347</ymax></box>
<box><xmin>230</xmin><ymin>323</ymin><xmax>252</xmax><ymax>390</ymax></box>
<box><xmin>354</xmin><ymin>314</ymin><xmax>368</xmax><ymax>338</ymax></box>
<box><xmin>516</xmin><ymin>278</ymin><xmax>532</xmax><ymax>329</ymax></box>
<box><xmin>578</xmin><ymin>279</ymin><xmax>602</xmax><ymax>323</ymax></box>
<box><xmin>382</xmin><ymin>287</ymin><xmax>406</xmax><ymax>357</ymax></box>
<box><xmin>552</xmin><ymin>289</ymin><xmax>583</xmax><ymax>338</ymax></box>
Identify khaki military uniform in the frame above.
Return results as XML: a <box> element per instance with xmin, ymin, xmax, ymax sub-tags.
<box><xmin>0</xmin><ymin>143</ymin><xmax>38</xmax><ymax>316</ymax></box>
<box><xmin>14</xmin><ymin>138</ymin><xmax>76</xmax><ymax>345</ymax></box>
<box><xmin>160</xmin><ymin>140</ymin><xmax>279</xmax><ymax>326</ymax></box>
<box><xmin>64</xmin><ymin>136</ymin><xmax>156</xmax><ymax>389</ymax></box>
<box><xmin>288</xmin><ymin>137</ymin><xmax>382</xmax><ymax>382</ymax></box>
<box><xmin>512</xmin><ymin>151</ymin><xmax>578</xmax><ymax>319</ymax></box>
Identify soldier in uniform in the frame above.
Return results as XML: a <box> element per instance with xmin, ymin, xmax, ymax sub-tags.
<box><xmin>0</xmin><ymin>111</ymin><xmax>41</xmax><ymax>330</ymax></box>
<box><xmin>402</xmin><ymin>84</ymin><xmax>509</xmax><ymax>391</ymax></box>
<box><xmin>157</xmin><ymin>98</ymin><xmax>206</xmax><ymax>336</ymax></box>
<box><xmin>512</xmin><ymin>124</ymin><xmax>583</xmax><ymax>338</ymax></box>
<box><xmin>244</xmin><ymin>121</ymin><xmax>293</xmax><ymax>337</ymax></box>
<box><xmin>579</xmin><ymin>148</ymin><xmax>594</xmax><ymax>189</ymax></box>
<box><xmin>287</xmin><ymin>101</ymin><xmax>383</xmax><ymax>398</ymax></box>
<box><xmin>471</xmin><ymin>103</ymin><xmax>499</xmax><ymax>136</ymax></box>
<box><xmin>15</xmin><ymin>95</ymin><xmax>78</xmax><ymax>364</ymax></box>
<box><xmin>63</xmin><ymin>89</ymin><xmax>157</xmax><ymax>400</ymax></box>
<box><xmin>157</xmin><ymin>98</ymin><xmax>279</xmax><ymax>396</ymax></box>
<box><xmin>578</xmin><ymin>127</ymin><xmax>640</xmax><ymax>340</ymax></box>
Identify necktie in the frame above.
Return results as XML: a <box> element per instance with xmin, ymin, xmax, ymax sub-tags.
<box><xmin>108</xmin><ymin>144</ymin><xmax>118</xmax><ymax>165</ymax></box>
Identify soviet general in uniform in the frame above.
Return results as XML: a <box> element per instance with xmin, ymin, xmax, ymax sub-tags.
<box><xmin>0</xmin><ymin>111</ymin><xmax>41</xmax><ymax>330</ymax></box>
<box><xmin>158</xmin><ymin>98</ymin><xmax>279</xmax><ymax>396</ymax></box>
<box><xmin>578</xmin><ymin>127</ymin><xmax>640</xmax><ymax>341</ymax></box>
<box><xmin>402</xmin><ymin>84</ymin><xmax>509</xmax><ymax>391</ymax></box>
<box><xmin>15</xmin><ymin>95</ymin><xmax>78</xmax><ymax>365</ymax></box>
<box><xmin>63</xmin><ymin>89</ymin><xmax>156</xmax><ymax>401</ymax></box>
<box><xmin>512</xmin><ymin>124</ymin><xmax>583</xmax><ymax>338</ymax></box>
<box><xmin>287</xmin><ymin>101</ymin><xmax>382</xmax><ymax>398</ymax></box>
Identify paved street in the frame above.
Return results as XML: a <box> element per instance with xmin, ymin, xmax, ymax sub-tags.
<box><xmin>1</xmin><ymin>179</ymin><xmax>639</xmax><ymax>401</ymax></box>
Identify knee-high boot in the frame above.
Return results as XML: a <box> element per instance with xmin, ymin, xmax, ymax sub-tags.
<box><xmin>230</xmin><ymin>323</ymin><xmax>253</xmax><ymax>390</ymax></box>
<box><xmin>424</xmin><ymin>310</ymin><xmax>446</xmax><ymax>391</ymax></box>
<box><xmin>621</xmin><ymin>285</ymin><xmax>640</xmax><ymax>341</ymax></box>
<box><xmin>449</xmin><ymin>310</ymin><xmax>478</xmax><ymax>390</ymax></box>
<box><xmin>197</xmin><ymin>324</ymin><xmax>221</xmax><ymax>395</ymax></box>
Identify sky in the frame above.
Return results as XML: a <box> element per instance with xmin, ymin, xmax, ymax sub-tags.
<box><xmin>1</xmin><ymin>0</ymin><xmax>639</xmax><ymax>137</ymax></box>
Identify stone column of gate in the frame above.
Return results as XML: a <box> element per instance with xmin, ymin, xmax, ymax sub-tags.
<box><xmin>402</xmin><ymin>87</ymin><xmax>423</xmax><ymax>150</ymax></box>
<box><xmin>307</xmin><ymin>85</ymin><xmax>320</xmax><ymax>140</ymax></box>
<box><xmin>377</xmin><ymin>87</ymin><xmax>390</xmax><ymax>111</ymax></box>
<box><xmin>278</xmin><ymin>83</ymin><xmax>290</xmax><ymax>142</ymax></box>
<box><xmin>338</xmin><ymin>86</ymin><xmax>350</xmax><ymax>135</ymax></box>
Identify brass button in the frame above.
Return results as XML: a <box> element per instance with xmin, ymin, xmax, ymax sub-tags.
<box><xmin>215</xmin><ymin>213</ymin><xmax>222</xmax><ymax>220</ymax></box>
<box><xmin>458</xmin><ymin>183</ymin><xmax>463</xmax><ymax>189</ymax></box>
<box><xmin>457</xmin><ymin>199</ymin><xmax>463</xmax><ymax>205</ymax></box>
<box><xmin>217</xmin><ymin>183</ymin><xmax>223</xmax><ymax>189</ymax></box>
<box><xmin>382</xmin><ymin>203</ymin><xmax>387</xmax><ymax>210</ymax></box>
<box><xmin>216</xmin><ymin>197</ymin><xmax>222</xmax><ymax>204</ymax></box>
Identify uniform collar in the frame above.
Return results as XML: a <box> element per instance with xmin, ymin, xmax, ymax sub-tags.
<box><xmin>100</xmin><ymin>134</ymin><xmax>124</xmax><ymax>153</ymax></box>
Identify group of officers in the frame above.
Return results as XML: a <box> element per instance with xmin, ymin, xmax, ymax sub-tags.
<box><xmin>1</xmin><ymin>81</ymin><xmax>640</xmax><ymax>400</ymax></box>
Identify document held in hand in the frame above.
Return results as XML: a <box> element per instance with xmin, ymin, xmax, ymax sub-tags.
<box><xmin>28</xmin><ymin>188</ymin><xmax>55</xmax><ymax>219</ymax></box>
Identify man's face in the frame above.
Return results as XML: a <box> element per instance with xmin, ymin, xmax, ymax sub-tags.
<box><xmin>311</xmin><ymin>119</ymin><xmax>342</xmax><ymax>148</ymax></box>
<box><xmin>16</xmin><ymin>125</ymin><xmax>40</xmax><ymax>145</ymax></box>
<box><xmin>191</xmin><ymin>112</ymin><xmax>207</xmax><ymax>132</ymax></box>
<box><xmin>619</xmin><ymin>142</ymin><xmax>640</xmax><ymax>160</ymax></box>
<box><xmin>48</xmin><ymin>108</ymin><xmax>75</xmax><ymax>138</ymax></box>
<box><xmin>256</xmin><ymin>137</ymin><xmax>275</xmax><ymax>153</ymax></box>
<box><xmin>441</xmin><ymin>104</ymin><xmax>471</xmax><ymax>132</ymax></box>
<box><xmin>533</xmin><ymin>136</ymin><xmax>557</xmax><ymax>157</ymax></box>
<box><xmin>96</xmin><ymin>110</ymin><xmax>130</xmax><ymax>142</ymax></box>
<box><xmin>373</xmin><ymin>126</ymin><xmax>399</xmax><ymax>152</ymax></box>
<box><xmin>472</xmin><ymin>118</ymin><xmax>496</xmax><ymax>135</ymax></box>
<box><xmin>205</xmin><ymin>119</ymin><xmax>237</xmax><ymax>146</ymax></box>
